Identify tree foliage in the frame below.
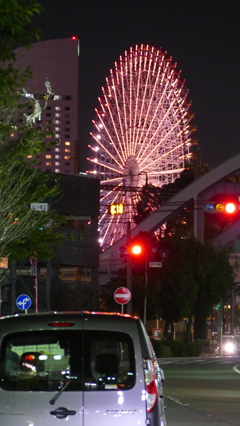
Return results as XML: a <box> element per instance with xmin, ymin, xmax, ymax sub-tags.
<box><xmin>0</xmin><ymin>0</ymin><xmax>42</xmax><ymax>100</ymax></box>
<box><xmin>160</xmin><ymin>238</ymin><xmax>234</xmax><ymax>340</ymax></box>
<box><xmin>0</xmin><ymin>0</ymin><xmax>64</xmax><ymax>263</ymax></box>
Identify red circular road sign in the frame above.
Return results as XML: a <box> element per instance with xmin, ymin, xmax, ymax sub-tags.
<box><xmin>114</xmin><ymin>287</ymin><xmax>131</xmax><ymax>305</ymax></box>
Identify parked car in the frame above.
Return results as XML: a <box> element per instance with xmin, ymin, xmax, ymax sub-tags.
<box><xmin>0</xmin><ymin>312</ymin><xmax>166</xmax><ymax>426</ymax></box>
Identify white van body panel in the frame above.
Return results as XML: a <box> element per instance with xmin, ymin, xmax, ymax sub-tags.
<box><xmin>0</xmin><ymin>312</ymin><xmax>166</xmax><ymax>426</ymax></box>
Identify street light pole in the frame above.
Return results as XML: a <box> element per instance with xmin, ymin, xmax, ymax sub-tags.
<box><xmin>139</xmin><ymin>171</ymin><xmax>148</xmax><ymax>186</ymax></box>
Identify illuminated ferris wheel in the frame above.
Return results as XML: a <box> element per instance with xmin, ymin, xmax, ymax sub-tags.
<box><xmin>88</xmin><ymin>44</ymin><xmax>195</xmax><ymax>251</ymax></box>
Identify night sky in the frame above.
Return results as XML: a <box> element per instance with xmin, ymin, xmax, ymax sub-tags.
<box><xmin>33</xmin><ymin>0</ymin><xmax>240</xmax><ymax>171</ymax></box>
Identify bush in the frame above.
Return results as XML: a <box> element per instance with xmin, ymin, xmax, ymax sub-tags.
<box><xmin>151</xmin><ymin>339</ymin><xmax>164</xmax><ymax>357</ymax></box>
<box><xmin>169</xmin><ymin>340</ymin><xmax>186</xmax><ymax>357</ymax></box>
<box><xmin>185</xmin><ymin>341</ymin><xmax>202</xmax><ymax>357</ymax></box>
<box><xmin>150</xmin><ymin>338</ymin><xmax>203</xmax><ymax>357</ymax></box>
<box><xmin>150</xmin><ymin>338</ymin><xmax>173</xmax><ymax>358</ymax></box>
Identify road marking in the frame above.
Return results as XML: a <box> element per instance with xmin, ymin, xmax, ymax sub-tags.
<box><xmin>166</xmin><ymin>396</ymin><xmax>189</xmax><ymax>406</ymax></box>
<box><xmin>233</xmin><ymin>364</ymin><xmax>240</xmax><ymax>374</ymax></box>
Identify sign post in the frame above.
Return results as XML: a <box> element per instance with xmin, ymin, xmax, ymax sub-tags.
<box><xmin>114</xmin><ymin>287</ymin><xmax>131</xmax><ymax>314</ymax></box>
<box><xmin>16</xmin><ymin>294</ymin><xmax>31</xmax><ymax>314</ymax></box>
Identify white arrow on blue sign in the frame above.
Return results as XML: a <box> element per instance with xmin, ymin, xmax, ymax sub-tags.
<box><xmin>16</xmin><ymin>294</ymin><xmax>32</xmax><ymax>310</ymax></box>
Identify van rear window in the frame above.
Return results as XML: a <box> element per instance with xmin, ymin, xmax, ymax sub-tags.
<box><xmin>0</xmin><ymin>330</ymin><xmax>135</xmax><ymax>392</ymax></box>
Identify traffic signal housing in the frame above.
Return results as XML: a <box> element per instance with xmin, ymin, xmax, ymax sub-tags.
<box><xmin>118</xmin><ymin>243</ymin><xmax>144</xmax><ymax>255</ymax></box>
<box><xmin>204</xmin><ymin>199</ymin><xmax>240</xmax><ymax>214</ymax></box>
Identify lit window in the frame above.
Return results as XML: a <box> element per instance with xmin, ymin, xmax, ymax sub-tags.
<box><xmin>55</xmin><ymin>127</ymin><xmax>60</xmax><ymax>131</ymax></box>
<box><xmin>55</xmin><ymin>134</ymin><xmax>60</xmax><ymax>138</ymax></box>
<box><xmin>27</xmin><ymin>155</ymin><xmax>32</xmax><ymax>159</ymax></box>
<box><xmin>58</xmin><ymin>266</ymin><xmax>91</xmax><ymax>282</ymax></box>
<box><xmin>54</xmin><ymin>95</ymin><xmax>62</xmax><ymax>100</ymax></box>
<box><xmin>46</xmin><ymin>162</ymin><xmax>51</xmax><ymax>166</ymax></box>
<box><xmin>65</xmin><ymin>148</ymin><xmax>70</xmax><ymax>152</ymax></box>
<box><xmin>65</xmin><ymin>141</ymin><xmax>70</xmax><ymax>145</ymax></box>
<box><xmin>64</xmin><ymin>156</ymin><xmax>70</xmax><ymax>160</ymax></box>
<box><xmin>55</xmin><ymin>120</ymin><xmax>60</xmax><ymax>124</ymax></box>
<box><xmin>55</xmin><ymin>106</ymin><xmax>61</xmax><ymax>110</ymax></box>
<box><xmin>55</xmin><ymin>162</ymin><xmax>60</xmax><ymax>166</ymax></box>
<box><xmin>45</xmin><ymin>155</ymin><xmax>51</xmax><ymax>159</ymax></box>
<box><xmin>55</xmin><ymin>148</ymin><xmax>60</xmax><ymax>152</ymax></box>
<box><xmin>55</xmin><ymin>169</ymin><xmax>60</xmax><ymax>173</ymax></box>
<box><xmin>55</xmin><ymin>155</ymin><xmax>60</xmax><ymax>159</ymax></box>
<box><xmin>55</xmin><ymin>113</ymin><xmax>61</xmax><ymax>117</ymax></box>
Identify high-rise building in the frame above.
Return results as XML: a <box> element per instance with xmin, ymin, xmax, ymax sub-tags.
<box><xmin>14</xmin><ymin>38</ymin><xmax>80</xmax><ymax>174</ymax></box>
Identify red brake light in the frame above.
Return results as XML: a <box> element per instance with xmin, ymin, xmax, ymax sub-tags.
<box><xmin>48</xmin><ymin>322</ymin><xmax>74</xmax><ymax>327</ymax></box>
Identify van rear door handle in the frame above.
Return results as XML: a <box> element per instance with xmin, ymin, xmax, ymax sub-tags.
<box><xmin>50</xmin><ymin>406</ymin><xmax>77</xmax><ymax>419</ymax></box>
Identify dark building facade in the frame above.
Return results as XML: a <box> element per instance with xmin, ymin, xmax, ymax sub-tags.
<box><xmin>1</xmin><ymin>174</ymin><xmax>100</xmax><ymax>315</ymax></box>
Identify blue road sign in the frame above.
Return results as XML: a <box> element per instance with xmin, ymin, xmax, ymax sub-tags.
<box><xmin>16</xmin><ymin>294</ymin><xmax>32</xmax><ymax>311</ymax></box>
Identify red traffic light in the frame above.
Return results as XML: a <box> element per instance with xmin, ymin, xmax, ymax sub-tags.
<box><xmin>225</xmin><ymin>202</ymin><xmax>236</xmax><ymax>213</ymax></box>
<box><xmin>118</xmin><ymin>243</ymin><xmax>144</xmax><ymax>255</ymax></box>
<box><xmin>130</xmin><ymin>244</ymin><xmax>142</xmax><ymax>255</ymax></box>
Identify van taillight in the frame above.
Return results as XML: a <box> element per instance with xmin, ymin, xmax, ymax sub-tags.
<box><xmin>144</xmin><ymin>359</ymin><xmax>158</xmax><ymax>412</ymax></box>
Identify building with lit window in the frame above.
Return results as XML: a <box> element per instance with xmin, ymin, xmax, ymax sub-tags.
<box><xmin>14</xmin><ymin>38</ymin><xmax>80</xmax><ymax>174</ymax></box>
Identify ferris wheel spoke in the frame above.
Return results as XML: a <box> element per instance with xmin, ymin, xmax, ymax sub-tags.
<box><xmin>144</xmin><ymin>140</ymin><xmax>192</xmax><ymax>171</ymax></box>
<box><xmin>138</xmin><ymin>109</ymin><xmax>190</xmax><ymax>168</ymax></box>
<box><xmin>90</xmin><ymin>134</ymin><xmax>124</xmax><ymax>170</ymax></box>
<box><xmin>101</xmin><ymin>89</ymin><xmax>127</xmax><ymax>164</ymax></box>
<box><xmin>108</xmin><ymin>72</ymin><xmax>129</xmax><ymax>160</ymax></box>
<box><xmin>137</xmin><ymin>68</ymin><xmax>175</xmax><ymax>160</ymax></box>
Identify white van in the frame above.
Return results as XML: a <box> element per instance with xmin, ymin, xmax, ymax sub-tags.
<box><xmin>0</xmin><ymin>312</ymin><xmax>166</xmax><ymax>426</ymax></box>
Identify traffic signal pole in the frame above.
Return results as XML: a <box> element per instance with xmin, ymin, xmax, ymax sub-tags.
<box><xmin>126</xmin><ymin>221</ymin><xmax>132</xmax><ymax>315</ymax></box>
<box><xmin>143</xmin><ymin>251</ymin><xmax>148</xmax><ymax>326</ymax></box>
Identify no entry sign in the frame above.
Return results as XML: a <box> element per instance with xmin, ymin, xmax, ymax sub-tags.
<box><xmin>114</xmin><ymin>287</ymin><xmax>131</xmax><ymax>305</ymax></box>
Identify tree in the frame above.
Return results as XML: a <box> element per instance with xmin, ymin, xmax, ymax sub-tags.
<box><xmin>0</xmin><ymin>1</ymin><xmax>64</xmax><ymax>263</ymax></box>
<box><xmin>160</xmin><ymin>238</ymin><xmax>199</xmax><ymax>336</ymax></box>
<box><xmin>0</xmin><ymin>0</ymin><xmax>42</xmax><ymax>96</ymax></box>
<box><xmin>160</xmin><ymin>238</ymin><xmax>235</xmax><ymax>341</ymax></box>
<box><xmin>190</xmin><ymin>242</ymin><xmax>235</xmax><ymax>339</ymax></box>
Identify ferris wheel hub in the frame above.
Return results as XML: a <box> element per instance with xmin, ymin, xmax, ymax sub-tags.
<box><xmin>123</xmin><ymin>155</ymin><xmax>139</xmax><ymax>186</ymax></box>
